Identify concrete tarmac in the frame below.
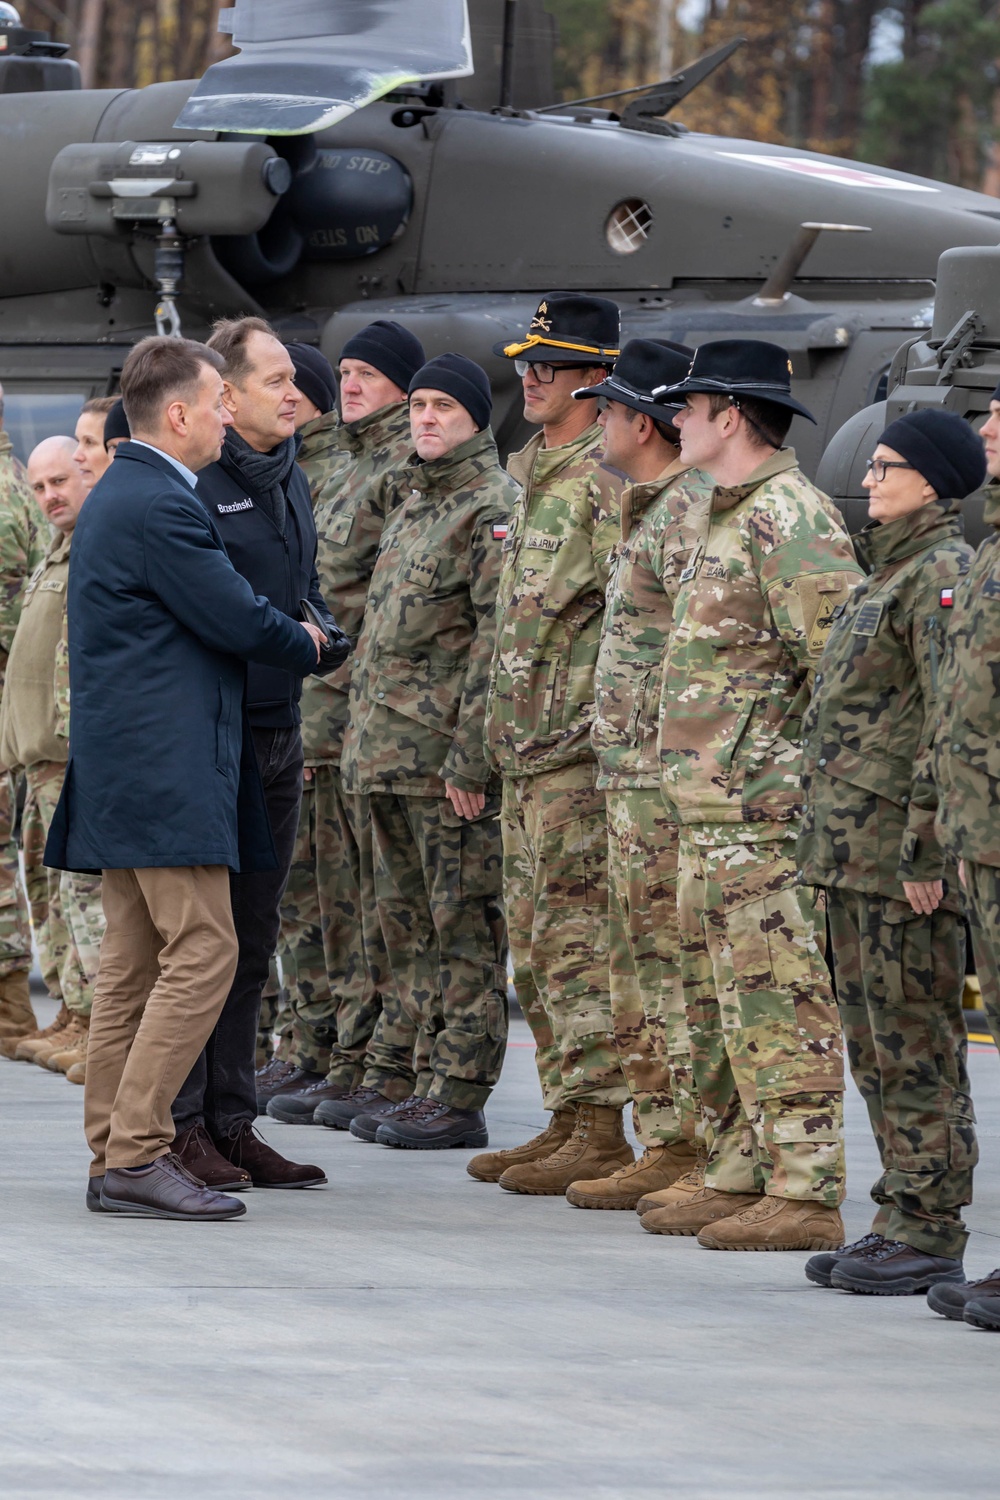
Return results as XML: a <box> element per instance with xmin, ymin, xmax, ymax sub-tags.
<box><xmin>2</xmin><ymin>1003</ymin><xmax>998</xmax><ymax>1500</ymax></box>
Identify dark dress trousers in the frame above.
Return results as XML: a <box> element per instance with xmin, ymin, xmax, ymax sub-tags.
<box><xmin>44</xmin><ymin>442</ymin><xmax>317</xmax><ymax>875</ymax></box>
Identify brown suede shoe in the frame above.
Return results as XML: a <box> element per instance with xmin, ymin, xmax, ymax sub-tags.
<box><xmin>636</xmin><ymin>1162</ymin><xmax>706</xmax><ymax>1216</ymax></box>
<box><xmin>566</xmin><ymin>1141</ymin><xmax>701</xmax><ymax>1210</ymax></box>
<box><xmin>217</xmin><ymin>1121</ymin><xmax>327</xmax><ymax>1188</ymax></box>
<box><xmin>698</xmin><ymin>1196</ymin><xmax>845</xmax><ymax>1252</ymax></box>
<box><xmin>174</xmin><ymin>1123</ymin><xmax>252</xmax><ymax>1191</ymax></box>
<box><xmin>0</xmin><ymin>969</ymin><xmax>35</xmax><ymax>1040</ymax></box>
<box><xmin>467</xmin><ymin>1108</ymin><xmax>576</xmax><ymax>1182</ymax></box>
<box><xmin>7</xmin><ymin>1001</ymin><xmax>70</xmax><ymax>1061</ymax></box>
<box><xmin>499</xmin><ymin>1104</ymin><xmax>634</xmax><ymax>1196</ymax></box>
<box><xmin>640</xmin><ymin>1186</ymin><xmax>762</xmax><ymax>1236</ymax></box>
<box><xmin>101</xmin><ymin>1154</ymin><xmax>247</xmax><ymax>1220</ymax></box>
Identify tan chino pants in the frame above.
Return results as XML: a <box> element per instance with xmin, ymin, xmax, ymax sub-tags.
<box><xmin>84</xmin><ymin>865</ymin><xmax>238</xmax><ymax>1173</ymax></box>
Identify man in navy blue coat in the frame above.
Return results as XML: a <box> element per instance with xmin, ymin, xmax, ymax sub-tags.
<box><xmin>45</xmin><ymin>336</ymin><xmax>325</xmax><ymax>1222</ymax></box>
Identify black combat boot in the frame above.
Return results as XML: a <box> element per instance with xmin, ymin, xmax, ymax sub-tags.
<box><xmin>927</xmin><ymin>1266</ymin><xmax>1000</xmax><ymax>1321</ymax></box>
<box><xmin>830</xmin><ymin>1239</ymin><xmax>965</xmax><ymax>1295</ymax></box>
<box><xmin>805</xmin><ymin>1231</ymin><xmax>887</xmax><ymax>1287</ymax></box>
<box><xmin>316</xmin><ymin>1085</ymin><xmax>395</xmax><ymax>1131</ymax></box>
<box><xmin>267</xmin><ymin>1078</ymin><xmax>354</xmax><ymax>1124</ymax></box>
<box><xmin>350</xmin><ymin>1094</ymin><xmax>421</xmax><ymax>1143</ymax></box>
<box><xmin>375</xmin><ymin>1098</ymin><xmax>489</xmax><ymax>1150</ymax></box>
<box><xmin>963</xmin><ymin>1294</ymin><xmax>1000</xmax><ymax>1330</ymax></box>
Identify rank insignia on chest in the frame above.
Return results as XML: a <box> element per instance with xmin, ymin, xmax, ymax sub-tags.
<box><xmin>939</xmin><ymin>588</ymin><xmax>955</xmax><ymax>608</ymax></box>
<box><xmin>679</xmin><ymin>564</ymin><xmax>697</xmax><ymax>583</ymax></box>
<box><xmin>851</xmin><ymin>599</ymin><xmax>884</xmax><ymax>636</ymax></box>
<box><xmin>492</xmin><ymin>523</ymin><xmax>508</xmax><ymax>541</ymax></box>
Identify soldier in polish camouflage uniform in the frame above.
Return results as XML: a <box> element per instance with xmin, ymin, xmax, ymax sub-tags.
<box><xmin>340</xmin><ymin>354</ymin><xmax>514</xmax><ymax>1149</ymax></box>
<box><xmin>645</xmin><ymin>341</ymin><xmax>862</xmax><ymax>1253</ymax></box>
<box><xmin>800</xmin><ymin>408</ymin><xmax>984</xmax><ymax>1297</ymax></box>
<box><xmin>0</xmin><ymin>436</ymin><xmax>104</xmax><ymax>1081</ymax></box>
<box><xmin>261</xmin><ymin>329</ymin><xmax>426</xmax><ymax>1126</ymax></box>
<box><xmin>471</xmin><ymin>293</ymin><xmax>636</xmax><ymax>1197</ymax></box>
<box><xmin>549</xmin><ymin>339</ymin><xmax>712</xmax><ymax>1213</ymax></box>
<box><xmin>0</xmin><ymin>390</ymin><xmax>40</xmax><ymax>1049</ymax></box>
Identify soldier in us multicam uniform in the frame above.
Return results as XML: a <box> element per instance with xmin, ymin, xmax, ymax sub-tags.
<box><xmin>257</xmin><ymin>327</ymin><xmax>426</xmax><ymax>1128</ymax></box>
<box><xmin>471</xmin><ymin>293</ymin><xmax>637</xmax><ymax>1197</ymax></box>
<box><xmin>0</xmin><ymin>437</ymin><xmax>105</xmax><ymax>1083</ymax></box>
<box><xmin>799</xmin><ymin>408</ymin><xmax>984</xmax><ymax>1299</ymax></box>
<box><xmin>647</xmin><ymin>340</ymin><xmax>863</xmax><ymax>1253</ymax></box>
<box><xmin>0</xmin><ymin>383</ymin><xmax>39</xmax><ymax>1051</ymax></box>
<box><xmin>340</xmin><ymin>354</ymin><xmax>515</xmax><ymax>1149</ymax></box>
<box><xmin>552</xmin><ymin>338</ymin><xmax>712</xmax><ymax>1215</ymax></box>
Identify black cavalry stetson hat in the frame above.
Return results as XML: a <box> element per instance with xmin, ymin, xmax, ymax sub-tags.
<box><xmin>573</xmin><ymin>338</ymin><xmax>694</xmax><ymax>415</ymax></box>
<box><xmin>494</xmin><ymin>291</ymin><xmax>621</xmax><ymax>365</ymax></box>
<box><xmin>657</xmin><ymin>338</ymin><xmax>816</xmax><ymax>423</ymax></box>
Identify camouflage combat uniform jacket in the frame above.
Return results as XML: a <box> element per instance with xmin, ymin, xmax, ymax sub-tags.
<box><xmin>936</xmin><ymin>483</ymin><xmax>1000</xmax><ymax>868</ymax></box>
<box><xmin>297</xmin><ymin>402</ymin><xmax>412</xmax><ymax>765</ymax></box>
<box><xmin>0</xmin><ymin>432</ymin><xmax>43</xmax><ymax>692</ymax></box>
<box><xmin>484</xmin><ymin>423</ymin><xmax>622</xmax><ymax>779</ymax></box>
<box><xmin>341</xmin><ymin>427</ymin><xmax>517</xmax><ymax>798</ymax></box>
<box><xmin>659</xmin><ymin>448</ymin><xmax>862</xmax><ymax>838</ymax></box>
<box><xmin>593</xmin><ymin>459</ymin><xmax>711</xmax><ymax>790</ymax></box>
<box><xmin>798</xmin><ymin>501</ymin><xmax>970</xmax><ymax>900</ymax></box>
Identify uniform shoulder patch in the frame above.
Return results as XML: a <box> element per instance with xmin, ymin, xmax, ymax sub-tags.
<box><xmin>492</xmin><ymin>522</ymin><xmax>508</xmax><ymax>541</ymax></box>
<box><xmin>939</xmin><ymin>587</ymin><xmax>955</xmax><ymax>608</ymax></box>
<box><xmin>852</xmin><ymin>599</ymin><xmax>884</xmax><ymax>637</ymax></box>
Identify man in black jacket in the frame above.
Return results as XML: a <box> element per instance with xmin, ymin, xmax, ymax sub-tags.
<box><xmin>172</xmin><ymin>316</ymin><xmax>349</xmax><ymax>1191</ymax></box>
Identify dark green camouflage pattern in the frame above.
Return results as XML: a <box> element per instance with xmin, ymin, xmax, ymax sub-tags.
<box><xmin>799</xmin><ymin>501</ymin><xmax>970</xmax><ymax>898</ymax></box>
<box><xmin>827</xmin><ymin>886</ymin><xmax>975</xmax><ymax>1259</ymax></box>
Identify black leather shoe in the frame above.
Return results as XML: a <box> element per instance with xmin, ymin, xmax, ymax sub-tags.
<box><xmin>267</xmin><ymin>1078</ymin><xmax>353</xmax><ymax>1124</ymax></box>
<box><xmin>86</xmin><ymin>1174</ymin><xmax>112</xmax><ymax>1213</ymax></box>
<box><xmin>928</xmin><ymin>1266</ymin><xmax>1000</xmax><ymax>1320</ymax></box>
<box><xmin>375</xmin><ymin>1098</ymin><xmax>489</xmax><ymax>1149</ymax></box>
<box><xmin>350</xmin><ymin>1094</ymin><xmax>420</xmax><ymax>1142</ymax></box>
<box><xmin>805</xmin><ymin>1231</ymin><xmax>887</xmax><ymax>1288</ymax></box>
<box><xmin>217</xmin><ymin>1121</ymin><xmax>327</xmax><ymax>1188</ymax></box>
<box><xmin>317</xmin><ymin>1085</ymin><xmax>391</xmax><ymax>1130</ymax></box>
<box><xmin>100</xmin><ymin>1154</ymin><xmax>247</xmax><ymax>1220</ymax></box>
<box><xmin>964</xmin><ymin>1293</ymin><xmax>1000</xmax><ymax>1330</ymax></box>
<box><xmin>256</xmin><ymin>1063</ymin><xmax>324</xmax><ymax>1114</ymax></box>
<box><xmin>831</xmin><ymin>1239</ymin><xmax>965</xmax><ymax>1295</ymax></box>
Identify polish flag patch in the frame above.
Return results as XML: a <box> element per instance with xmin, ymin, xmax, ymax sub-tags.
<box><xmin>492</xmin><ymin>523</ymin><xmax>509</xmax><ymax>540</ymax></box>
<box><xmin>940</xmin><ymin>588</ymin><xmax>955</xmax><ymax>607</ymax></box>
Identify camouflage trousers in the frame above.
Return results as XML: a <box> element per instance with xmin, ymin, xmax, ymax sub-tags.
<box><xmin>826</xmin><ymin>888</ymin><xmax>975</xmax><ymax>1259</ymax></box>
<box><xmin>501</xmin><ymin>763</ymin><xmax>628</xmax><ymax>1113</ymax></box>
<box><xmin>964</xmin><ymin>860</ymin><xmax>1000</xmax><ymax>1054</ymax></box>
<box><xmin>23</xmin><ymin>761</ymin><xmax>104</xmax><ymax>1016</ymax></box>
<box><xmin>677</xmin><ymin>833</ymin><xmax>845</xmax><ymax>1205</ymax></box>
<box><xmin>606</xmin><ymin>789</ymin><xmax>701</xmax><ymax>1147</ymax></box>
<box><xmin>275</xmin><ymin>765</ymin><xmax>379</xmax><ymax>1086</ymax></box>
<box><xmin>0</xmin><ymin>772</ymin><xmax>31</xmax><ymax>979</ymax></box>
<box><xmin>368</xmin><ymin>792</ymin><xmax>508</xmax><ymax>1110</ymax></box>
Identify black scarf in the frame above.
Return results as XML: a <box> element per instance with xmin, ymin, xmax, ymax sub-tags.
<box><xmin>224</xmin><ymin>428</ymin><xmax>296</xmax><ymax>532</ymax></box>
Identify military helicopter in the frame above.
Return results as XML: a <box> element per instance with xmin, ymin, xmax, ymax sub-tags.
<box><xmin>3</xmin><ymin>0</ymin><xmax>1000</xmax><ymax>477</ymax></box>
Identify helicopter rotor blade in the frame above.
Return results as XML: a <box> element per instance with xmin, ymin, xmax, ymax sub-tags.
<box><xmin>174</xmin><ymin>0</ymin><xmax>473</xmax><ymax>136</ymax></box>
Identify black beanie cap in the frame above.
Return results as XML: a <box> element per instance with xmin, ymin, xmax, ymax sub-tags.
<box><xmin>339</xmin><ymin>320</ymin><xmax>426</xmax><ymax>394</ymax></box>
<box><xmin>103</xmin><ymin>398</ymin><xmax>130</xmax><ymax>448</ymax></box>
<box><xmin>285</xmin><ymin>342</ymin><xmax>336</xmax><ymax>416</ymax></box>
<box><xmin>408</xmin><ymin>353</ymin><xmax>493</xmax><ymax>433</ymax></box>
<box><xmin>877</xmin><ymin>407</ymin><xmax>986</xmax><ymax>503</ymax></box>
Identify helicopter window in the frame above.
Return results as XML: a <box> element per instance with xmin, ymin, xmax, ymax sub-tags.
<box><xmin>606</xmin><ymin>200</ymin><xmax>652</xmax><ymax>255</ymax></box>
<box><xmin>2</xmin><ymin>392</ymin><xmax>90</xmax><ymax>465</ymax></box>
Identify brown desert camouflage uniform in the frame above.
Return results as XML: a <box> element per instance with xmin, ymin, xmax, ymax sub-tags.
<box><xmin>484</xmin><ymin>423</ymin><xmax>629</xmax><ymax>1112</ymax></box>
<box><xmin>594</xmin><ymin>458</ymin><xmax>711</xmax><ymax>1146</ymax></box>
<box><xmin>0</xmin><ymin>432</ymin><xmax>39</xmax><ymax>984</ymax></box>
<box><xmin>341</xmin><ymin>427</ymin><xmax>514</xmax><ymax>1109</ymax></box>
<box><xmin>799</xmin><ymin>499</ymin><xmax>976</xmax><ymax>1258</ymax></box>
<box><xmin>659</xmin><ymin>447</ymin><xmax>861</xmax><ymax>1205</ymax></box>
<box><xmin>1</xmin><ymin>531</ymin><xmax>104</xmax><ymax>1015</ymax></box>
<box><xmin>275</xmin><ymin>403</ymin><xmax>417</xmax><ymax>1097</ymax></box>
<box><xmin>936</xmin><ymin>480</ymin><xmax>1000</xmax><ymax>1051</ymax></box>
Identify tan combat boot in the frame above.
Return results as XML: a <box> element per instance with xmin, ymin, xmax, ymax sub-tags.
<box><xmin>640</xmin><ymin>1184</ymin><xmax>762</xmax><ymax>1236</ymax></box>
<box><xmin>47</xmin><ymin>1014</ymin><xmax>89</xmax><ymax>1073</ymax></box>
<box><xmin>636</xmin><ymin>1161</ymin><xmax>706</xmax><ymax>1216</ymax></box>
<box><xmin>697</xmin><ymin>1196</ymin><xmax>845</xmax><ymax>1251</ymax></box>
<box><xmin>467</xmin><ymin>1107</ymin><xmax>576</xmax><ymax>1182</ymax></box>
<box><xmin>499</xmin><ymin>1103</ymin><xmax>634</xmax><ymax>1196</ymax></box>
<box><xmin>9</xmin><ymin>1002</ymin><xmax>71</xmax><ymax>1062</ymax></box>
<box><xmin>65</xmin><ymin>1058</ymin><xmax>86</xmax><ymax>1086</ymax></box>
<box><xmin>28</xmin><ymin>1009</ymin><xmax>87</xmax><ymax>1067</ymax></box>
<box><xmin>0</xmin><ymin>969</ymin><xmax>36</xmax><ymax>1042</ymax></box>
<box><xmin>566</xmin><ymin>1140</ymin><xmax>701</xmax><ymax>1210</ymax></box>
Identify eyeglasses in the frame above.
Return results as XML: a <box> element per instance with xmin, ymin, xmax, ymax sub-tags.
<box><xmin>514</xmin><ymin>360</ymin><xmax>590</xmax><ymax>383</ymax></box>
<box><xmin>865</xmin><ymin>458</ymin><xmax>915</xmax><ymax>483</ymax></box>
